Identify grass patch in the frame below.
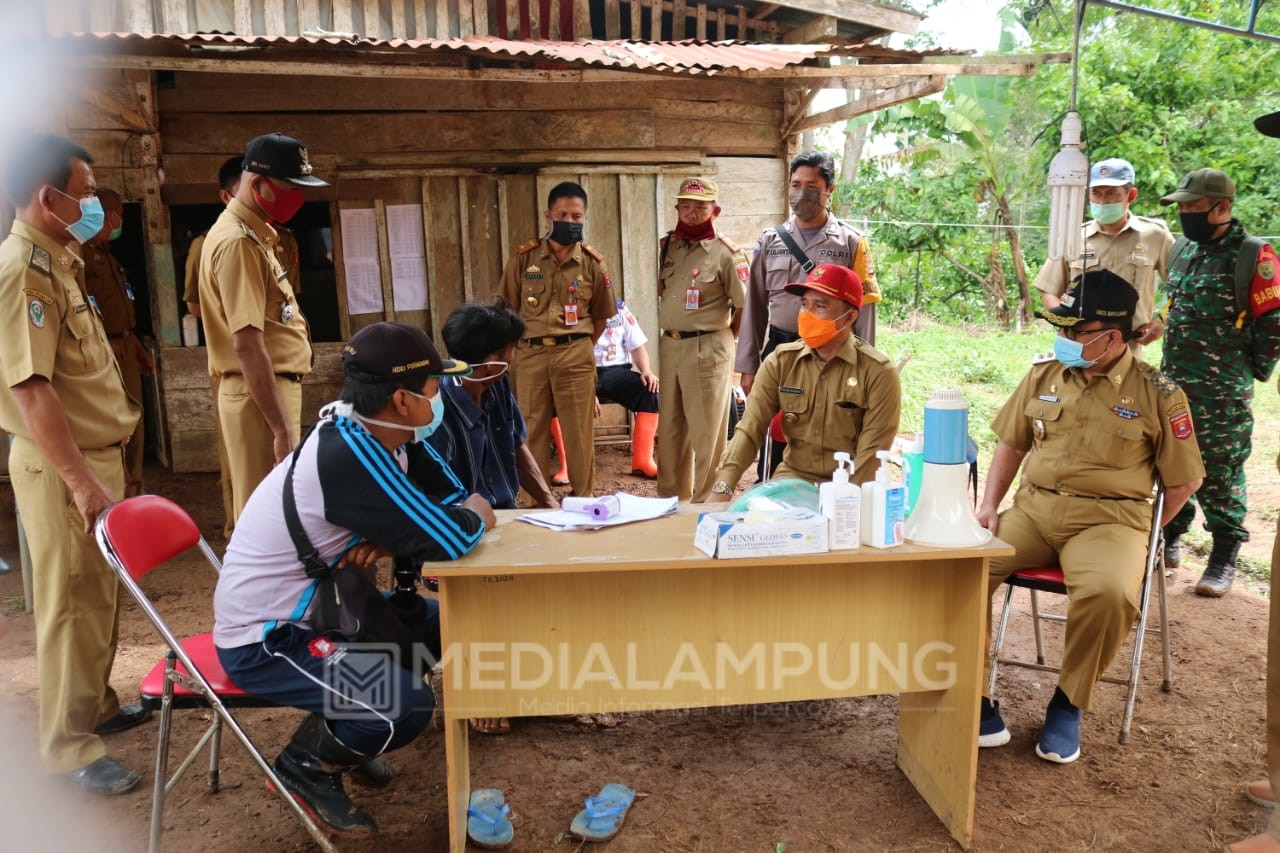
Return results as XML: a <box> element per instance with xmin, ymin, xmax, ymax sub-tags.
<box><xmin>3</xmin><ymin>596</ymin><xmax>26</xmax><ymax>616</ymax></box>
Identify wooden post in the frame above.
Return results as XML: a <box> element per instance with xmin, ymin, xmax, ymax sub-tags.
<box><xmin>605</xmin><ymin>0</ymin><xmax>620</xmax><ymax>38</ymax></box>
<box><xmin>162</xmin><ymin>0</ymin><xmax>190</xmax><ymax>33</ymax></box>
<box><xmin>435</xmin><ymin>0</ymin><xmax>451</xmax><ymax>36</ymax></box>
<box><xmin>736</xmin><ymin>5</ymin><xmax>747</xmax><ymax>39</ymax></box>
<box><xmin>233</xmin><ymin>0</ymin><xmax>252</xmax><ymax>35</ymax></box>
<box><xmin>334</xmin><ymin>0</ymin><xmax>355</xmax><ymax>33</ymax></box>
<box><xmin>422</xmin><ymin>181</ymin><xmax>444</xmax><ymax>346</ymax></box>
<box><xmin>573</xmin><ymin>0</ymin><xmax>591</xmax><ymax>39</ymax></box>
<box><xmin>473</xmin><ymin>0</ymin><xmax>488</xmax><ymax>36</ymax></box>
<box><xmin>331</xmin><ymin>200</ymin><xmax>352</xmax><ymax>341</ymax></box>
<box><xmin>414</xmin><ymin>0</ymin><xmax>430</xmax><ymax>38</ymax></box>
<box><xmin>695</xmin><ymin>2</ymin><xmax>706</xmax><ymax>39</ymax></box>
<box><xmin>459</xmin><ymin>0</ymin><xmax>474</xmax><ymax>36</ymax></box>
<box><xmin>264</xmin><ymin>0</ymin><xmax>286</xmax><ymax>35</ymax></box>
<box><xmin>364</xmin><ymin>0</ymin><xmax>381</xmax><ymax>37</ymax></box>
<box><xmin>374</xmin><ymin>200</ymin><xmax>396</xmax><ymax>320</ymax></box>
<box><xmin>650</xmin><ymin>0</ymin><xmax>662</xmax><ymax>39</ymax></box>
<box><xmin>715</xmin><ymin>7</ymin><xmax>725</xmax><ymax>39</ymax></box>
<box><xmin>672</xmin><ymin>0</ymin><xmax>686</xmax><ymax>38</ymax></box>
<box><xmin>391</xmin><ymin>0</ymin><xmax>409</xmax><ymax>38</ymax></box>
<box><xmin>505</xmin><ymin>0</ymin><xmax>521</xmax><ymax>38</ymax></box>
<box><xmin>629</xmin><ymin>0</ymin><xmax>640</xmax><ymax>38</ymax></box>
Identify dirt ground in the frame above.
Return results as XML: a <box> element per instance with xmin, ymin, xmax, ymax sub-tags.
<box><xmin>0</xmin><ymin>445</ymin><xmax>1277</xmax><ymax>853</ymax></box>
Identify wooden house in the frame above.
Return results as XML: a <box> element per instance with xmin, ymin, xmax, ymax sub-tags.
<box><xmin>7</xmin><ymin>0</ymin><xmax>1051</xmax><ymax>471</ymax></box>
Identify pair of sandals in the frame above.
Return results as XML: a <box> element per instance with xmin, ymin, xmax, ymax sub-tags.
<box><xmin>467</xmin><ymin>783</ymin><xmax>636</xmax><ymax>848</ymax></box>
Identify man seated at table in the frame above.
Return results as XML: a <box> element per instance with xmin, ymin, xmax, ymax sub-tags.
<box><xmin>976</xmin><ymin>270</ymin><xmax>1203</xmax><ymax>764</ymax></box>
<box><xmin>429</xmin><ymin>298</ymin><xmax>558</xmax><ymax>511</ymax></box>
<box><xmin>213</xmin><ymin>322</ymin><xmax>496</xmax><ymax>837</ymax></box>
<box><xmin>707</xmin><ymin>263</ymin><xmax>900</xmax><ymax>501</ymax></box>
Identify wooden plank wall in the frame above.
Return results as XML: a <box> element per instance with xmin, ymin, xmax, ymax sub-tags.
<box><xmin>83</xmin><ymin>69</ymin><xmax>790</xmax><ymax>471</ymax></box>
<box><xmin>39</xmin><ymin>0</ymin><xmax>784</xmax><ymax>40</ymax></box>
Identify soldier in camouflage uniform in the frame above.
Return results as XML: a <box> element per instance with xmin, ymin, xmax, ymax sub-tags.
<box><xmin>1159</xmin><ymin>169</ymin><xmax>1280</xmax><ymax>596</ymax></box>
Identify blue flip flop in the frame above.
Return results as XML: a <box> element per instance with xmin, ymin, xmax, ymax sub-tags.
<box><xmin>570</xmin><ymin>783</ymin><xmax>636</xmax><ymax>842</ymax></box>
<box><xmin>467</xmin><ymin>788</ymin><xmax>514</xmax><ymax>849</ymax></box>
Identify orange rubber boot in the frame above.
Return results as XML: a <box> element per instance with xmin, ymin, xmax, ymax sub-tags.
<box><xmin>631</xmin><ymin>412</ymin><xmax>658</xmax><ymax>479</ymax></box>
<box><xmin>550</xmin><ymin>417</ymin><xmax>570</xmax><ymax>486</ymax></box>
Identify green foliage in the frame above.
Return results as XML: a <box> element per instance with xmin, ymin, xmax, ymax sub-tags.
<box><xmin>840</xmin><ymin>0</ymin><xmax>1280</xmax><ymax>327</ymax></box>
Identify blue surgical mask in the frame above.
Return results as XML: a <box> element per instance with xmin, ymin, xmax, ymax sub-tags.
<box><xmin>49</xmin><ymin>188</ymin><xmax>105</xmax><ymax>244</ymax></box>
<box><xmin>412</xmin><ymin>392</ymin><xmax>445</xmax><ymax>442</ymax></box>
<box><xmin>1089</xmin><ymin>201</ymin><xmax>1126</xmax><ymax>225</ymax></box>
<box><xmin>1053</xmin><ymin>330</ymin><xmax>1110</xmax><ymax>368</ymax></box>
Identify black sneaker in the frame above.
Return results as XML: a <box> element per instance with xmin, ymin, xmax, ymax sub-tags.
<box><xmin>269</xmin><ymin>744</ymin><xmax>378</xmax><ymax>838</ymax></box>
<box><xmin>979</xmin><ymin>697</ymin><xmax>1010</xmax><ymax>748</ymax></box>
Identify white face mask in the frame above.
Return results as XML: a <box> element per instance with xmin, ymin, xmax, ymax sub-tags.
<box><xmin>460</xmin><ymin>361</ymin><xmax>510</xmax><ymax>383</ymax></box>
<box><xmin>319</xmin><ymin>389</ymin><xmax>443</xmax><ymax>443</ymax></box>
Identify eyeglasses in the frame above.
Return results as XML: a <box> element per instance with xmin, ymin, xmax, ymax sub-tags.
<box><xmin>1060</xmin><ymin>325</ymin><xmax>1113</xmax><ymax>342</ymax></box>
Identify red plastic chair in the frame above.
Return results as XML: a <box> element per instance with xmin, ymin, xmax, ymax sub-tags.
<box><xmin>94</xmin><ymin>495</ymin><xmax>337</xmax><ymax>853</ymax></box>
<box><xmin>987</xmin><ymin>486</ymin><xmax>1170</xmax><ymax>745</ymax></box>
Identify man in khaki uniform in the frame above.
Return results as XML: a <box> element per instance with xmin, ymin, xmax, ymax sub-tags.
<box><xmin>977</xmin><ymin>269</ymin><xmax>1203</xmax><ymax>765</ymax></box>
<box><xmin>1034</xmin><ymin>158</ymin><xmax>1174</xmax><ymax>351</ymax></box>
<box><xmin>708</xmin><ymin>264</ymin><xmax>900</xmax><ymax>498</ymax></box>
<box><xmin>83</xmin><ymin>188</ymin><xmax>155</xmax><ymax>496</ymax></box>
<box><xmin>199</xmin><ymin>133</ymin><xmax>326</xmax><ymax>520</ymax></box>
<box><xmin>185</xmin><ymin>156</ymin><xmax>301</xmax><ymax>536</ymax></box>
<box><xmin>496</xmin><ymin>181</ymin><xmax>616</xmax><ymax>496</ymax></box>
<box><xmin>657</xmin><ymin>177</ymin><xmax>748</xmax><ymax>501</ymax></box>
<box><xmin>0</xmin><ymin>133</ymin><xmax>148</xmax><ymax>793</ymax></box>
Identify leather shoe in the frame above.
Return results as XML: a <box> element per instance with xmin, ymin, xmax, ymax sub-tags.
<box><xmin>67</xmin><ymin>756</ymin><xmax>141</xmax><ymax>795</ymax></box>
<box><xmin>94</xmin><ymin>702</ymin><xmax>153</xmax><ymax>735</ymax></box>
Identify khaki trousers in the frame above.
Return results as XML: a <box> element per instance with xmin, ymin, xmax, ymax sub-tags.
<box><xmin>657</xmin><ymin>329</ymin><xmax>733</xmax><ymax>502</ymax></box>
<box><xmin>515</xmin><ymin>338</ymin><xmax>596</xmax><ymax>497</ymax></box>
<box><xmin>982</xmin><ymin>487</ymin><xmax>1151</xmax><ymax>711</ymax></box>
<box><xmin>210</xmin><ymin>374</ymin><xmax>235</xmax><ymax>538</ymax></box>
<box><xmin>117</xmin><ymin>340</ymin><xmax>145</xmax><ymax>497</ymax></box>
<box><xmin>10</xmin><ymin>437</ymin><xmax>125</xmax><ymax>772</ymax></box>
<box><xmin>218</xmin><ymin>373</ymin><xmax>302</xmax><ymax>521</ymax></box>
<box><xmin>1267</xmin><ymin>515</ymin><xmax>1280</xmax><ymax>838</ymax></box>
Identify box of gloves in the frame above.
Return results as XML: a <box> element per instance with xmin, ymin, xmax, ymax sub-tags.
<box><xmin>694</xmin><ymin>509</ymin><xmax>830</xmax><ymax>559</ymax></box>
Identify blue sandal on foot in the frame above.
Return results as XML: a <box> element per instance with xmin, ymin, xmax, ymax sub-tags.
<box><xmin>467</xmin><ymin>788</ymin><xmax>514</xmax><ymax>849</ymax></box>
<box><xmin>570</xmin><ymin>783</ymin><xmax>636</xmax><ymax>842</ymax></box>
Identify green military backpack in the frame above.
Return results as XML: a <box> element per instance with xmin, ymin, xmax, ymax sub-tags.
<box><xmin>1168</xmin><ymin>234</ymin><xmax>1267</xmax><ymax>328</ymax></box>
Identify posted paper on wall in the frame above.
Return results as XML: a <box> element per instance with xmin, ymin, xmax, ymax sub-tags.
<box><xmin>339</xmin><ymin>207</ymin><xmax>383</xmax><ymax>315</ymax></box>
<box><xmin>387</xmin><ymin>204</ymin><xmax>429</xmax><ymax>312</ymax></box>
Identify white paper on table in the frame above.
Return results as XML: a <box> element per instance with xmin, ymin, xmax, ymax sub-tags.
<box><xmin>519</xmin><ymin>493</ymin><xmax>678</xmax><ymax>530</ymax></box>
<box><xmin>339</xmin><ymin>208</ymin><xmax>384</xmax><ymax>314</ymax></box>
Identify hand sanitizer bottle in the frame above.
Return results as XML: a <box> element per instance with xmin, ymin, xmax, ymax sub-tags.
<box><xmin>861</xmin><ymin>450</ymin><xmax>906</xmax><ymax>548</ymax></box>
<box><xmin>819</xmin><ymin>451</ymin><xmax>860</xmax><ymax>550</ymax></box>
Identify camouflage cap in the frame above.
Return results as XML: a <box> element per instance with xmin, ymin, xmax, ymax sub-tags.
<box><xmin>1159</xmin><ymin>168</ymin><xmax>1235</xmax><ymax>204</ymax></box>
<box><xmin>675</xmin><ymin>177</ymin><xmax>718</xmax><ymax>201</ymax></box>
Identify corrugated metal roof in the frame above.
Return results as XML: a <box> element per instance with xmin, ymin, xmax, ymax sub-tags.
<box><xmin>61</xmin><ymin>31</ymin><xmax>961</xmax><ymax>76</ymax></box>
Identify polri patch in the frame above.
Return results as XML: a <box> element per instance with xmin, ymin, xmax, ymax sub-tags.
<box><xmin>28</xmin><ymin>299</ymin><xmax>45</xmax><ymax>328</ymax></box>
<box><xmin>1169</xmin><ymin>411</ymin><xmax>1193</xmax><ymax>440</ymax></box>
<box><xmin>1111</xmin><ymin>405</ymin><xmax>1140</xmax><ymax>420</ymax></box>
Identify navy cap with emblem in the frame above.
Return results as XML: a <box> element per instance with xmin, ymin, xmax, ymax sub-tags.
<box><xmin>1036</xmin><ymin>269</ymin><xmax>1138</xmax><ymax>331</ymax></box>
<box><xmin>342</xmin><ymin>321</ymin><xmax>470</xmax><ymax>383</ymax></box>
<box><xmin>243</xmin><ymin>133</ymin><xmax>329</xmax><ymax>187</ymax></box>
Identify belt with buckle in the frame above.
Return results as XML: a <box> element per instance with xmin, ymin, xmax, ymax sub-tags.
<box><xmin>522</xmin><ymin>334</ymin><xmax>590</xmax><ymax>347</ymax></box>
<box><xmin>662</xmin><ymin>329</ymin><xmax>716</xmax><ymax>340</ymax></box>
<box><xmin>1037</xmin><ymin>485</ymin><xmax>1146</xmax><ymax>503</ymax></box>
<box><xmin>275</xmin><ymin>372</ymin><xmax>304</xmax><ymax>383</ymax></box>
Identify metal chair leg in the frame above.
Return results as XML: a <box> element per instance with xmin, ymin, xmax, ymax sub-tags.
<box><xmin>149</xmin><ymin>656</ymin><xmax>177</xmax><ymax>853</ymax></box>
<box><xmin>209</xmin><ymin>713</ymin><xmax>222</xmax><ymax>793</ymax></box>
<box><xmin>1157</xmin><ymin>551</ymin><xmax>1173</xmax><ymax>692</ymax></box>
<box><xmin>1030</xmin><ymin>589</ymin><xmax>1045</xmax><ymax>666</ymax></box>
<box><xmin>988</xmin><ymin>583</ymin><xmax>1016</xmax><ymax>695</ymax></box>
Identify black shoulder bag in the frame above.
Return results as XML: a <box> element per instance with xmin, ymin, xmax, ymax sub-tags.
<box><xmin>283</xmin><ymin>428</ymin><xmax>427</xmax><ymax>669</ymax></box>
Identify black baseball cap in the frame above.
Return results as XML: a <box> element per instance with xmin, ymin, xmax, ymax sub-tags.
<box><xmin>1256</xmin><ymin>111</ymin><xmax>1280</xmax><ymax>138</ymax></box>
<box><xmin>243</xmin><ymin>132</ymin><xmax>329</xmax><ymax>187</ymax></box>
<box><xmin>342</xmin><ymin>322</ymin><xmax>470</xmax><ymax>383</ymax></box>
<box><xmin>1036</xmin><ymin>269</ymin><xmax>1138</xmax><ymax>331</ymax></box>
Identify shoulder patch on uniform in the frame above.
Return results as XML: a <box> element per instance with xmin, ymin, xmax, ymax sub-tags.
<box><xmin>582</xmin><ymin>243</ymin><xmax>604</xmax><ymax>262</ymax></box>
<box><xmin>717</xmin><ymin>233</ymin><xmax>740</xmax><ymax>253</ymax></box>
<box><xmin>1032</xmin><ymin>352</ymin><xmax>1057</xmax><ymax>365</ymax></box>
<box><xmin>27</xmin><ymin>245</ymin><xmax>51</xmax><ymax>275</ymax></box>
<box><xmin>515</xmin><ymin>237</ymin><xmax>540</xmax><ymax>255</ymax></box>
<box><xmin>22</xmin><ymin>287</ymin><xmax>53</xmax><ymax>305</ymax></box>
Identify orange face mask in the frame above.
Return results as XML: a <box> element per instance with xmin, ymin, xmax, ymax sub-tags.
<box><xmin>797</xmin><ymin>308</ymin><xmax>852</xmax><ymax>349</ymax></box>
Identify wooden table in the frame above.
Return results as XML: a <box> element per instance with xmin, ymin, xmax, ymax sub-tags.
<box><xmin>432</xmin><ymin>508</ymin><xmax>1012</xmax><ymax>851</ymax></box>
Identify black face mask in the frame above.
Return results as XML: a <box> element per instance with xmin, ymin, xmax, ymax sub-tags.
<box><xmin>549</xmin><ymin>220</ymin><xmax>584</xmax><ymax>246</ymax></box>
<box><xmin>1179</xmin><ymin>204</ymin><xmax>1225</xmax><ymax>243</ymax></box>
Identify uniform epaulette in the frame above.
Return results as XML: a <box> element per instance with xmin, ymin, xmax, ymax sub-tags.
<box><xmin>855</xmin><ymin>339</ymin><xmax>891</xmax><ymax>364</ymax></box>
<box><xmin>1032</xmin><ymin>352</ymin><xmax>1057</xmax><ymax>365</ymax></box>
<box><xmin>717</xmin><ymin>233</ymin><xmax>740</xmax><ymax>253</ymax></box>
<box><xmin>1136</xmin><ymin>360</ymin><xmax>1179</xmax><ymax>397</ymax></box>
<box><xmin>515</xmin><ymin>237</ymin><xmax>540</xmax><ymax>255</ymax></box>
<box><xmin>582</xmin><ymin>243</ymin><xmax>604</xmax><ymax>262</ymax></box>
<box><xmin>27</xmin><ymin>245</ymin><xmax>52</xmax><ymax>276</ymax></box>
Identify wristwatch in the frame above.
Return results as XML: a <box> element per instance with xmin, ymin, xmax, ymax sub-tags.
<box><xmin>711</xmin><ymin>480</ymin><xmax>733</xmax><ymax>496</ymax></box>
